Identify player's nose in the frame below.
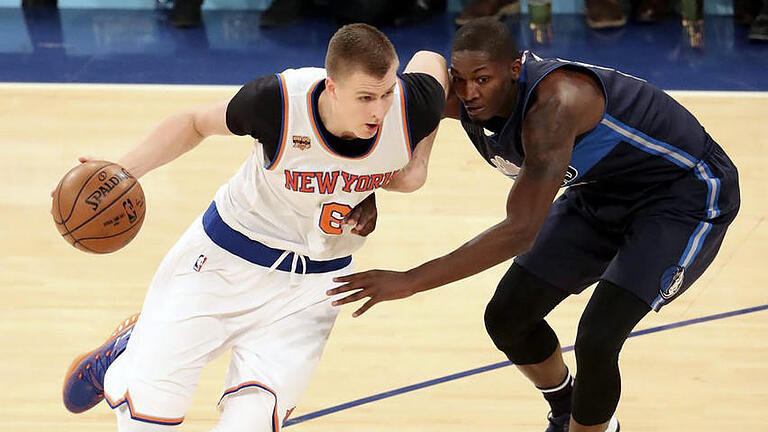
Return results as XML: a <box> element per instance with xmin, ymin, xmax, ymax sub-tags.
<box><xmin>371</xmin><ymin>100</ymin><xmax>388</xmax><ymax>122</ymax></box>
<box><xmin>464</xmin><ymin>82</ymin><xmax>481</xmax><ymax>101</ymax></box>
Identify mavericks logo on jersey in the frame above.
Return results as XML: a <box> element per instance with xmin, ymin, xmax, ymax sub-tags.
<box><xmin>490</xmin><ymin>155</ymin><xmax>579</xmax><ymax>187</ymax></box>
<box><xmin>562</xmin><ymin>166</ymin><xmax>579</xmax><ymax>186</ymax></box>
<box><xmin>491</xmin><ymin>156</ymin><xmax>520</xmax><ymax>179</ymax></box>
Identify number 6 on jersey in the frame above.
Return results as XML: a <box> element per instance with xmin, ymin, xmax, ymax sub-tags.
<box><xmin>319</xmin><ymin>202</ymin><xmax>353</xmax><ymax>235</ymax></box>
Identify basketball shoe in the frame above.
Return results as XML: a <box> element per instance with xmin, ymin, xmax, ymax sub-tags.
<box><xmin>62</xmin><ymin>314</ymin><xmax>139</xmax><ymax>413</ymax></box>
<box><xmin>544</xmin><ymin>413</ymin><xmax>620</xmax><ymax>432</ymax></box>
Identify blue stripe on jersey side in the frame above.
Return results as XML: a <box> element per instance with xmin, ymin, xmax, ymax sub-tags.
<box><xmin>652</xmin><ymin>220</ymin><xmax>713</xmax><ymax>311</ymax></box>
<box><xmin>651</xmin><ymin>160</ymin><xmax>721</xmax><ymax>312</ymax></box>
<box><xmin>694</xmin><ymin>161</ymin><xmax>722</xmax><ymax>219</ymax></box>
<box><xmin>568</xmin><ymin>121</ymin><xmax>623</xmax><ymax>179</ymax></box>
<box><xmin>679</xmin><ymin>221</ymin><xmax>713</xmax><ymax>268</ymax></box>
<box><xmin>601</xmin><ymin>115</ymin><xmax>698</xmax><ymax>169</ymax></box>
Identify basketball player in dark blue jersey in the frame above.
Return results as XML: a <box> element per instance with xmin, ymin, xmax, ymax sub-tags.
<box><xmin>328</xmin><ymin>18</ymin><xmax>741</xmax><ymax>432</ymax></box>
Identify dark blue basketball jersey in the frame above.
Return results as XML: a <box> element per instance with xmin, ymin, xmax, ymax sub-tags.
<box><xmin>460</xmin><ymin>51</ymin><xmax>718</xmax><ymax>190</ymax></box>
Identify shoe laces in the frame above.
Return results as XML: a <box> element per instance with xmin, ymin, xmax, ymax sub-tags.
<box><xmin>77</xmin><ymin>317</ymin><xmax>135</xmax><ymax>393</ymax></box>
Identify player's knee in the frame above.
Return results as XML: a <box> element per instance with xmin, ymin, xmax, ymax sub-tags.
<box><xmin>484</xmin><ymin>264</ymin><xmax>554</xmax><ymax>352</ymax></box>
<box><xmin>484</xmin><ymin>289</ymin><xmax>528</xmax><ymax>349</ymax></box>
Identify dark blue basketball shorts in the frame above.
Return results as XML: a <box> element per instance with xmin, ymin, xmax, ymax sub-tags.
<box><xmin>515</xmin><ymin>143</ymin><xmax>740</xmax><ymax>311</ymax></box>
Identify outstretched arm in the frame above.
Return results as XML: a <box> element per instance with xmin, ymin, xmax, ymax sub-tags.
<box><xmin>118</xmin><ymin>101</ymin><xmax>233</xmax><ymax>179</ymax></box>
<box><xmin>329</xmin><ymin>69</ymin><xmax>605</xmax><ymax>316</ymax></box>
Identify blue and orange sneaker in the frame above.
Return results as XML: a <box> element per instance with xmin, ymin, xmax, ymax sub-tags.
<box><xmin>62</xmin><ymin>314</ymin><xmax>139</xmax><ymax>413</ymax></box>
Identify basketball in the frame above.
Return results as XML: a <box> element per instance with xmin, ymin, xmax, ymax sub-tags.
<box><xmin>51</xmin><ymin>160</ymin><xmax>146</xmax><ymax>254</ymax></box>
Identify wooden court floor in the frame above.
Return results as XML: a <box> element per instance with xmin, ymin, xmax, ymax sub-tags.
<box><xmin>1</xmin><ymin>84</ymin><xmax>766</xmax><ymax>431</ymax></box>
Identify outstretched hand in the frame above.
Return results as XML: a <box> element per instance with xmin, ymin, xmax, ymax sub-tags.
<box><xmin>328</xmin><ymin>269</ymin><xmax>419</xmax><ymax>317</ymax></box>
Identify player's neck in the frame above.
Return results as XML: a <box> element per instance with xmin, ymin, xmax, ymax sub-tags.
<box><xmin>317</xmin><ymin>88</ymin><xmax>357</xmax><ymax>140</ymax></box>
<box><xmin>498</xmin><ymin>82</ymin><xmax>519</xmax><ymax>118</ymax></box>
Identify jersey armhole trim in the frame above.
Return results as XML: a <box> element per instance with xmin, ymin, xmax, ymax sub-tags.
<box><xmin>266</xmin><ymin>72</ymin><xmax>289</xmax><ymax>170</ymax></box>
<box><xmin>397</xmin><ymin>78</ymin><xmax>413</xmax><ymax>159</ymax></box>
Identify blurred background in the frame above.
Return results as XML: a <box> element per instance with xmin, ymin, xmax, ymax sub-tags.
<box><xmin>1</xmin><ymin>0</ymin><xmax>766</xmax><ymax>88</ymax></box>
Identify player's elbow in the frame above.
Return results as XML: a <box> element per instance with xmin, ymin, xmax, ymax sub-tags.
<box><xmin>414</xmin><ymin>50</ymin><xmax>446</xmax><ymax>66</ymax></box>
<box><xmin>383</xmin><ymin>164</ymin><xmax>428</xmax><ymax>193</ymax></box>
<box><xmin>501</xmin><ymin>223</ymin><xmax>538</xmax><ymax>255</ymax></box>
<box><xmin>383</xmin><ymin>175</ymin><xmax>426</xmax><ymax>193</ymax></box>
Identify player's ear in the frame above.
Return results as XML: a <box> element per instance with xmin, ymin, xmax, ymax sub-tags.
<box><xmin>325</xmin><ymin>77</ymin><xmax>337</xmax><ymax>100</ymax></box>
<box><xmin>510</xmin><ymin>59</ymin><xmax>522</xmax><ymax>82</ymax></box>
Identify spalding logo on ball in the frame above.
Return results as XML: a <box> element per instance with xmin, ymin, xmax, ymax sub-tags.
<box><xmin>52</xmin><ymin>160</ymin><xmax>146</xmax><ymax>254</ymax></box>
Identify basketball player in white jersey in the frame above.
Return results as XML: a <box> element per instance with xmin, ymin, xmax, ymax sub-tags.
<box><xmin>60</xmin><ymin>23</ymin><xmax>449</xmax><ymax>432</ymax></box>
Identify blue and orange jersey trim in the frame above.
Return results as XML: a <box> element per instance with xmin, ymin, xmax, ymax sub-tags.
<box><xmin>397</xmin><ymin>78</ymin><xmax>413</xmax><ymax>159</ymax></box>
<box><xmin>307</xmin><ymin>79</ymin><xmax>382</xmax><ymax>160</ymax></box>
<box><xmin>219</xmin><ymin>381</ymin><xmax>281</xmax><ymax>432</ymax></box>
<box><xmin>105</xmin><ymin>391</ymin><xmax>185</xmax><ymax>426</ymax></box>
<box><xmin>266</xmin><ymin>72</ymin><xmax>289</xmax><ymax>170</ymax></box>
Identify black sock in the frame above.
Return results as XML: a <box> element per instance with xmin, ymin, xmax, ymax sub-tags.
<box><xmin>537</xmin><ymin>367</ymin><xmax>574</xmax><ymax>418</ymax></box>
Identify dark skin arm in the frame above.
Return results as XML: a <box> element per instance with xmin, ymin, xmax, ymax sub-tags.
<box><xmin>343</xmin><ymin>193</ymin><xmax>377</xmax><ymax>236</ymax></box>
<box><xmin>443</xmin><ymin>87</ymin><xmax>462</xmax><ymax>120</ymax></box>
<box><xmin>328</xmin><ymin>69</ymin><xmax>605</xmax><ymax>316</ymax></box>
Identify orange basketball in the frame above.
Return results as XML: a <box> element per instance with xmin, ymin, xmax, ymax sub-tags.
<box><xmin>52</xmin><ymin>160</ymin><xmax>146</xmax><ymax>254</ymax></box>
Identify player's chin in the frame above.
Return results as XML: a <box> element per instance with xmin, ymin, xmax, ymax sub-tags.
<box><xmin>466</xmin><ymin>108</ymin><xmax>490</xmax><ymax>122</ymax></box>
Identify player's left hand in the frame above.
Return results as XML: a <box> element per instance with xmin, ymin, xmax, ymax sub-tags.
<box><xmin>329</xmin><ymin>270</ymin><xmax>416</xmax><ymax>317</ymax></box>
<box><xmin>343</xmin><ymin>193</ymin><xmax>377</xmax><ymax>236</ymax></box>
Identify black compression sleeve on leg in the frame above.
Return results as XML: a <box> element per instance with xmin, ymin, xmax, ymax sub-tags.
<box><xmin>484</xmin><ymin>263</ymin><xmax>569</xmax><ymax>365</ymax></box>
<box><xmin>571</xmin><ymin>280</ymin><xmax>651</xmax><ymax>425</ymax></box>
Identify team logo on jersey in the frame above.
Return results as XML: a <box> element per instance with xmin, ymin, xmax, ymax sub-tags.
<box><xmin>193</xmin><ymin>254</ymin><xmax>207</xmax><ymax>272</ymax></box>
<box><xmin>292</xmin><ymin>135</ymin><xmax>311</xmax><ymax>150</ymax></box>
<box><xmin>659</xmin><ymin>265</ymin><xmax>685</xmax><ymax>299</ymax></box>
<box><xmin>490</xmin><ymin>155</ymin><xmax>520</xmax><ymax>179</ymax></box>
<box><xmin>562</xmin><ymin>166</ymin><xmax>579</xmax><ymax>186</ymax></box>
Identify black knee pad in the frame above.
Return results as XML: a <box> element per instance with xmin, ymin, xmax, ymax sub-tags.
<box><xmin>484</xmin><ymin>263</ymin><xmax>568</xmax><ymax>365</ymax></box>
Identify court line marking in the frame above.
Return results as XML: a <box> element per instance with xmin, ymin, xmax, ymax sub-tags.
<box><xmin>284</xmin><ymin>304</ymin><xmax>768</xmax><ymax>427</ymax></box>
<box><xmin>1</xmin><ymin>83</ymin><xmax>768</xmax><ymax>98</ymax></box>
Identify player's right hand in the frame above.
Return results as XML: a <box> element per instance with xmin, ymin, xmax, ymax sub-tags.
<box><xmin>50</xmin><ymin>156</ymin><xmax>98</xmax><ymax>197</ymax></box>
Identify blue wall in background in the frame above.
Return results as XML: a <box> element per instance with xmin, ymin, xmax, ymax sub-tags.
<box><xmin>0</xmin><ymin>0</ymin><xmax>734</xmax><ymax>15</ymax></box>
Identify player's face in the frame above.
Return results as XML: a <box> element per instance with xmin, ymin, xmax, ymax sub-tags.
<box><xmin>450</xmin><ymin>50</ymin><xmax>519</xmax><ymax>122</ymax></box>
<box><xmin>331</xmin><ymin>66</ymin><xmax>398</xmax><ymax>139</ymax></box>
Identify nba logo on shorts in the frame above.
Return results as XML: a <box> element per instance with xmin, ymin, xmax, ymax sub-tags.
<box><xmin>193</xmin><ymin>254</ymin><xmax>207</xmax><ymax>272</ymax></box>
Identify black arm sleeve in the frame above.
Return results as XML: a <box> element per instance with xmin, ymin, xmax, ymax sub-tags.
<box><xmin>400</xmin><ymin>72</ymin><xmax>445</xmax><ymax>150</ymax></box>
<box><xmin>226</xmin><ymin>74</ymin><xmax>283</xmax><ymax>161</ymax></box>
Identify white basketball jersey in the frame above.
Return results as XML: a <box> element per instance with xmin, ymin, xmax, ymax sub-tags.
<box><xmin>213</xmin><ymin>67</ymin><xmax>413</xmax><ymax>260</ymax></box>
